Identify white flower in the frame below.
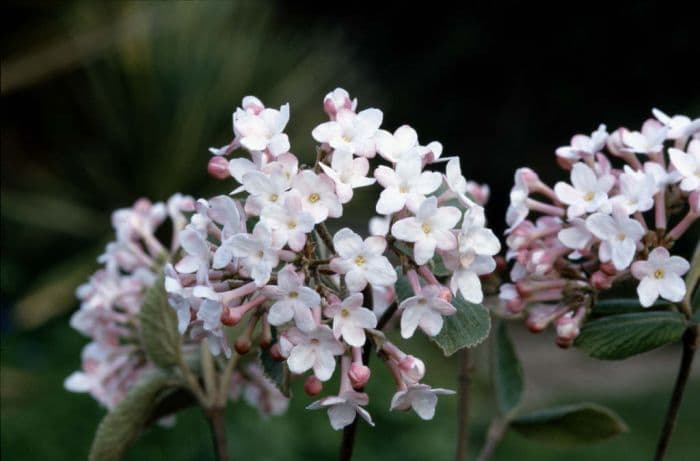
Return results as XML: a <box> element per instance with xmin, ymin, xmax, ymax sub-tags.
<box><xmin>391</xmin><ymin>197</ymin><xmax>461</xmax><ymax>265</ymax></box>
<box><xmin>399</xmin><ymin>285</ymin><xmax>456</xmax><ymax>338</ymax></box>
<box><xmin>323</xmin><ymin>88</ymin><xmax>357</xmax><ymax>118</ymax></box>
<box><xmin>319</xmin><ymin>149</ymin><xmax>376</xmax><ymax>203</ymax></box>
<box><xmin>443</xmin><ymin>253</ymin><xmax>496</xmax><ymax>303</ymax></box>
<box><xmin>326</xmin><ymin>293</ymin><xmax>377</xmax><ymax>347</ymax></box>
<box><xmin>631</xmin><ymin>247</ymin><xmax>690</xmax><ymax>307</ymax></box>
<box><xmin>330</xmin><ymin>228</ymin><xmax>397</xmax><ymax>292</ymax></box>
<box><xmin>611</xmin><ymin>166</ymin><xmax>655</xmax><ymax>214</ymax></box>
<box><xmin>644</xmin><ymin>161</ymin><xmax>680</xmax><ymax>194</ymax></box>
<box><xmin>241</xmin><ymin>170</ymin><xmax>289</xmax><ymax>215</ymax></box>
<box><xmin>390</xmin><ymin>384</ymin><xmax>455</xmax><ymax>420</ymax></box>
<box><xmin>505</xmin><ymin>169</ymin><xmax>530</xmax><ymax>228</ymax></box>
<box><xmin>259</xmin><ymin>195</ymin><xmax>315</xmax><ymax>251</ymax></box>
<box><xmin>175</xmin><ymin>227</ymin><xmax>211</xmax><ymax>283</ymax></box>
<box><xmin>586</xmin><ymin>207</ymin><xmax>645</xmax><ymax>270</ymax></box>
<box><xmin>312</xmin><ymin>108</ymin><xmax>383</xmax><ymax>157</ymax></box>
<box><xmin>307</xmin><ymin>391</ymin><xmax>374</xmax><ymax>430</ymax></box>
<box><xmin>164</xmin><ymin>264</ymin><xmax>193</xmax><ymax>334</ymax></box>
<box><xmin>557</xmin><ymin>218</ymin><xmax>593</xmax><ymax>254</ymax></box>
<box><xmin>208</xmin><ymin>195</ymin><xmax>245</xmax><ymax>240</ymax></box>
<box><xmin>620</xmin><ymin>119</ymin><xmax>667</xmax><ymax>155</ymax></box>
<box><xmin>669</xmin><ymin>140</ymin><xmax>700</xmax><ymax>192</ymax></box>
<box><xmin>445</xmin><ymin>158</ymin><xmax>478</xmax><ymax>207</ymax></box>
<box><xmin>285</xmin><ymin>326</ymin><xmax>344</xmax><ymax>381</ymax></box>
<box><xmin>458</xmin><ymin>206</ymin><xmax>501</xmax><ymax>259</ymax></box>
<box><xmin>369</xmin><ymin>215</ymin><xmax>391</xmax><ymax>237</ymax></box>
<box><xmin>374</xmin><ymin>125</ymin><xmax>419</xmax><ymax>163</ymax></box>
<box><xmin>224</xmin><ymin>223</ymin><xmax>280</xmax><ymax>285</ymax></box>
<box><xmin>652</xmin><ymin>108</ymin><xmax>699</xmax><ymax>140</ymax></box>
<box><xmin>291</xmin><ymin>171</ymin><xmax>342</xmax><ymax>224</ymax></box>
<box><xmin>554</xmin><ymin>162</ymin><xmax>614</xmax><ymax>218</ymax></box>
<box><xmin>556</xmin><ymin>124</ymin><xmax>608</xmax><ymax>161</ymax></box>
<box><xmin>264</xmin><ymin>266</ymin><xmax>319</xmax><ymax>332</ymax></box>
<box><xmin>233</xmin><ymin>102</ymin><xmax>290</xmax><ymax>156</ymax></box>
<box><xmin>374</xmin><ymin>153</ymin><xmax>442</xmax><ymax>215</ymax></box>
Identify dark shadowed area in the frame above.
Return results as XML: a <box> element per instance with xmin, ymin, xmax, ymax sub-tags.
<box><xmin>1</xmin><ymin>1</ymin><xmax>698</xmax><ymax>460</ymax></box>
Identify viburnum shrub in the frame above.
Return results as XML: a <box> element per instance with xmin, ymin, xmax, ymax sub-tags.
<box><xmin>66</xmin><ymin>92</ymin><xmax>698</xmax><ymax>461</ymax></box>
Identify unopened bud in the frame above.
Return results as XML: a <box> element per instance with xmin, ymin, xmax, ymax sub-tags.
<box><xmin>399</xmin><ymin>355</ymin><xmax>425</xmax><ymax>383</ymax></box>
<box><xmin>221</xmin><ymin>307</ymin><xmax>243</xmax><ymax>326</ymax></box>
<box><xmin>599</xmin><ymin>262</ymin><xmax>617</xmax><ymax>276</ymax></box>
<box><xmin>269</xmin><ymin>343</ymin><xmax>285</xmax><ymax>361</ymax></box>
<box><xmin>590</xmin><ymin>271</ymin><xmax>612</xmax><ymax>290</ymax></box>
<box><xmin>348</xmin><ymin>363</ymin><xmax>371</xmax><ymax>389</ymax></box>
<box><xmin>304</xmin><ymin>376</ymin><xmax>323</xmax><ymax>396</ymax></box>
<box><xmin>438</xmin><ymin>286</ymin><xmax>453</xmax><ymax>303</ymax></box>
<box><xmin>207</xmin><ymin>156</ymin><xmax>230</xmax><ymax>179</ymax></box>
<box><xmin>234</xmin><ymin>337</ymin><xmax>251</xmax><ymax>355</ymax></box>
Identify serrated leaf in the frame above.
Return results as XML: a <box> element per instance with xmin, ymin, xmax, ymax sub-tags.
<box><xmin>89</xmin><ymin>371</ymin><xmax>180</xmax><ymax>461</ymax></box>
<box><xmin>574</xmin><ymin>311</ymin><xmax>687</xmax><ymax>360</ymax></box>
<box><xmin>494</xmin><ymin>322</ymin><xmax>523</xmax><ymax>414</ymax></box>
<box><xmin>431</xmin><ymin>295</ymin><xmax>491</xmax><ymax>356</ymax></box>
<box><xmin>511</xmin><ymin>403</ymin><xmax>628</xmax><ymax>446</ymax></box>
<box><xmin>139</xmin><ymin>274</ymin><xmax>181</xmax><ymax>368</ymax></box>
<box><xmin>260</xmin><ymin>328</ymin><xmax>290</xmax><ymax>397</ymax></box>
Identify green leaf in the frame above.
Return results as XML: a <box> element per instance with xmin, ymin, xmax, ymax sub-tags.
<box><xmin>429</xmin><ymin>254</ymin><xmax>451</xmax><ymax>277</ymax></box>
<box><xmin>260</xmin><ymin>328</ymin><xmax>291</xmax><ymax>397</ymax></box>
<box><xmin>431</xmin><ymin>295</ymin><xmax>491</xmax><ymax>356</ymax></box>
<box><xmin>511</xmin><ymin>403</ymin><xmax>628</xmax><ymax>446</ymax></box>
<box><xmin>494</xmin><ymin>322</ymin><xmax>523</xmax><ymax>414</ymax></box>
<box><xmin>89</xmin><ymin>371</ymin><xmax>180</xmax><ymax>461</ymax></box>
<box><xmin>139</xmin><ymin>274</ymin><xmax>181</xmax><ymax>368</ymax></box>
<box><xmin>574</xmin><ymin>311</ymin><xmax>687</xmax><ymax>360</ymax></box>
<box><xmin>394</xmin><ymin>268</ymin><xmax>413</xmax><ymax>302</ymax></box>
<box><xmin>591</xmin><ymin>298</ymin><xmax>668</xmax><ymax>315</ymax></box>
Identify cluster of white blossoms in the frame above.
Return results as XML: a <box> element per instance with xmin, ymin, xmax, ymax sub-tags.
<box><xmin>65</xmin><ymin>196</ymin><xmax>289</xmax><ymax>416</ymax></box>
<box><xmin>64</xmin><ymin>195</ymin><xmax>193</xmax><ymax>408</ymax></box>
<box><xmin>500</xmin><ymin>110</ymin><xmax>698</xmax><ymax>347</ymax></box>
<box><xmin>165</xmin><ymin>88</ymin><xmax>498</xmax><ymax>429</ymax></box>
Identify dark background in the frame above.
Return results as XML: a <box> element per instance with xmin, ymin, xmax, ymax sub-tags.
<box><xmin>2</xmin><ymin>1</ymin><xmax>698</xmax><ymax>460</ymax></box>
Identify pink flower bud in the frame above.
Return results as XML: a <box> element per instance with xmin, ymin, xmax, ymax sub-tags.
<box><xmin>399</xmin><ymin>355</ymin><xmax>425</xmax><ymax>383</ymax></box>
<box><xmin>269</xmin><ymin>343</ymin><xmax>285</xmax><ymax>362</ymax></box>
<box><xmin>208</xmin><ymin>156</ymin><xmax>230</xmax><ymax>179</ymax></box>
<box><xmin>516</xmin><ymin>167</ymin><xmax>540</xmax><ymax>189</ymax></box>
<box><xmin>590</xmin><ymin>271</ymin><xmax>612</xmax><ymax>290</ymax></box>
<box><xmin>599</xmin><ymin>262</ymin><xmax>618</xmax><ymax>276</ymax></box>
<box><xmin>234</xmin><ymin>336</ymin><xmax>251</xmax><ymax>355</ymax></box>
<box><xmin>304</xmin><ymin>376</ymin><xmax>323</xmax><ymax>396</ymax></box>
<box><xmin>348</xmin><ymin>363</ymin><xmax>371</xmax><ymax>389</ymax></box>
<box><xmin>555</xmin><ymin>308</ymin><xmax>585</xmax><ymax>348</ymax></box>
<box><xmin>323</xmin><ymin>88</ymin><xmax>355</xmax><ymax>119</ymax></box>
<box><xmin>438</xmin><ymin>286</ymin><xmax>453</xmax><ymax>303</ymax></box>
<box><xmin>221</xmin><ymin>307</ymin><xmax>243</xmax><ymax>326</ymax></box>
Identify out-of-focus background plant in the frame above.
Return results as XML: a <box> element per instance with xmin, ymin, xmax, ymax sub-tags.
<box><xmin>1</xmin><ymin>1</ymin><xmax>698</xmax><ymax>460</ymax></box>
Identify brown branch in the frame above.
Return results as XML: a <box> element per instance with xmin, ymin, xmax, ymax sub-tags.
<box><xmin>653</xmin><ymin>324</ymin><xmax>698</xmax><ymax>461</ymax></box>
<box><xmin>206</xmin><ymin>406</ymin><xmax>230</xmax><ymax>461</ymax></box>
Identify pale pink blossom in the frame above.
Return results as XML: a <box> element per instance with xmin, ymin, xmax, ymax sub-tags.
<box><xmin>669</xmin><ymin>140</ymin><xmax>700</xmax><ymax>192</ymax></box>
<box><xmin>554</xmin><ymin>162</ymin><xmax>614</xmax><ymax>218</ymax></box>
<box><xmin>330</xmin><ymin>228</ymin><xmax>396</xmax><ymax>292</ymax></box>
<box><xmin>326</xmin><ymin>293</ymin><xmax>377</xmax><ymax>347</ymax></box>
<box><xmin>284</xmin><ymin>326</ymin><xmax>344</xmax><ymax>381</ymax></box>
<box><xmin>312</xmin><ymin>108</ymin><xmax>383</xmax><ymax>157</ymax></box>
<box><xmin>374</xmin><ymin>153</ymin><xmax>442</xmax><ymax>215</ymax></box>
<box><xmin>399</xmin><ymin>285</ymin><xmax>456</xmax><ymax>338</ymax></box>
<box><xmin>319</xmin><ymin>149</ymin><xmax>376</xmax><ymax>203</ymax></box>
<box><xmin>291</xmin><ymin>171</ymin><xmax>343</xmax><ymax>223</ymax></box>
<box><xmin>586</xmin><ymin>207</ymin><xmax>645</xmax><ymax>270</ymax></box>
<box><xmin>390</xmin><ymin>384</ymin><xmax>455</xmax><ymax>420</ymax></box>
<box><xmin>264</xmin><ymin>266</ymin><xmax>319</xmax><ymax>332</ymax></box>
<box><xmin>631</xmin><ymin>247</ymin><xmax>689</xmax><ymax>307</ymax></box>
<box><xmin>307</xmin><ymin>391</ymin><xmax>374</xmax><ymax>430</ymax></box>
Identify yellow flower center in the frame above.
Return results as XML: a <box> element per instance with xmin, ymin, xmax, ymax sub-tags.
<box><xmin>341</xmin><ymin>308</ymin><xmax>350</xmax><ymax>318</ymax></box>
<box><xmin>288</xmin><ymin>291</ymin><xmax>299</xmax><ymax>298</ymax></box>
<box><xmin>288</xmin><ymin>222</ymin><xmax>297</xmax><ymax>229</ymax></box>
<box><xmin>342</xmin><ymin>135</ymin><xmax>352</xmax><ymax>143</ymax></box>
<box><xmin>654</xmin><ymin>269</ymin><xmax>664</xmax><ymax>279</ymax></box>
<box><xmin>584</xmin><ymin>191</ymin><xmax>595</xmax><ymax>201</ymax></box>
<box><xmin>616</xmin><ymin>233</ymin><xmax>626</xmax><ymax>241</ymax></box>
<box><xmin>354</xmin><ymin>255</ymin><xmax>366</xmax><ymax>266</ymax></box>
<box><xmin>270</xmin><ymin>193</ymin><xmax>279</xmax><ymax>202</ymax></box>
<box><xmin>308</xmin><ymin>193</ymin><xmax>320</xmax><ymax>203</ymax></box>
<box><xmin>422</xmin><ymin>223</ymin><xmax>432</xmax><ymax>234</ymax></box>
<box><xmin>399</xmin><ymin>186</ymin><xmax>409</xmax><ymax>194</ymax></box>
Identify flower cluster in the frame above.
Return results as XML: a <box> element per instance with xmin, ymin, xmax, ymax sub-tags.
<box><xmin>167</xmin><ymin>88</ymin><xmax>498</xmax><ymax>429</ymax></box>
<box><xmin>500</xmin><ymin>110</ymin><xmax>698</xmax><ymax>346</ymax></box>
<box><xmin>65</xmin><ymin>195</ymin><xmax>194</xmax><ymax>408</ymax></box>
